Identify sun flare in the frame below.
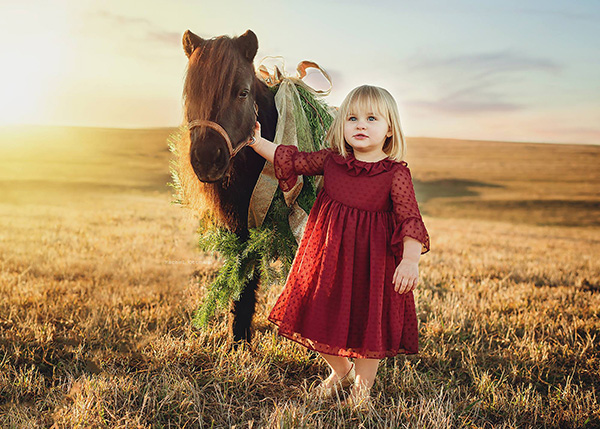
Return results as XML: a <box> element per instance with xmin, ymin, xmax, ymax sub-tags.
<box><xmin>0</xmin><ymin>50</ymin><xmax>46</xmax><ymax>126</ymax></box>
<box><xmin>0</xmin><ymin>4</ymin><xmax>68</xmax><ymax>127</ymax></box>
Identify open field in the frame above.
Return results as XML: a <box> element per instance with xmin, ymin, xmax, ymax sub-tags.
<box><xmin>0</xmin><ymin>126</ymin><xmax>599</xmax><ymax>427</ymax></box>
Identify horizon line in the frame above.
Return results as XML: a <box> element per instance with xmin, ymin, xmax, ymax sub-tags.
<box><xmin>0</xmin><ymin>123</ymin><xmax>597</xmax><ymax>147</ymax></box>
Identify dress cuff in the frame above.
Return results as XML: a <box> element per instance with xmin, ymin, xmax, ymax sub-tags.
<box><xmin>391</xmin><ymin>217</ymin><xmax>430</xmax><ymax>257</ymax></box>
<box><xmin>273</xmin><ymin>145</ymin><xmax>299</xmax><ymax>192</ymax></box>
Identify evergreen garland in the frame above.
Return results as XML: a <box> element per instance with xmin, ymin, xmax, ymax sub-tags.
<box><xmin>168</xmin><ymin>81</ymin><xmax>333</xmax><ymax>328</ymax></box>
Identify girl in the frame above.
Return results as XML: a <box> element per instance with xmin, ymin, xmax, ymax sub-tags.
<box><xmin>250</xmin><ymin>85</ymin><xmax>430</xmax><ymax>407</ymax></box>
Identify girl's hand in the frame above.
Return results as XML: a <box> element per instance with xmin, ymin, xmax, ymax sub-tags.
<box><xmin>393</xmin><ymin>259</ymin><xmax>419</xmax><ymax>294</ymax></box>
<box><xmin>253</xmin><ymin>121</ymin><xmax>262</xmax><ymax>141</ymax></box>
<box><xmin>248</xmin><ymin>121</ymin><xmax>276</xmax><ymax>163</ymax></box>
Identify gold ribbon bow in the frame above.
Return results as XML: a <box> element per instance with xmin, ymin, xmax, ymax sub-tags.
<box><xmin>248</xmin><ymin>59</ymin><xmax>332</xmax><ymax>243</ymax></box>
<box><xmin>257</xmin><ymin>58</ymin><xmax>333</xmax><ymax>96</ymax></box>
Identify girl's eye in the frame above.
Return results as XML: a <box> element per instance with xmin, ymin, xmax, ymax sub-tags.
<box><xmin>368</xmin><ymin>116</ymin><xmax>376</xmax><ymax>121</ymax></box>
<box><xmin>348</xmin><ymin>116</ymin><xmax>357</xmax><ymax>121</ymax></box>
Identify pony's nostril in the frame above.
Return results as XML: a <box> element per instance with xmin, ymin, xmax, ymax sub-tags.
<box><xmin>215</xmin><ymin>147</ymin><xmax>224</xmax><ymax>163</ymax></box>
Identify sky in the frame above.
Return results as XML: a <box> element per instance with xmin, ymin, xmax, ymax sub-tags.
<box><xmin>0</xmin><ymin>0</ymin><xmax>599</xmax><ymax>145</ymax></box>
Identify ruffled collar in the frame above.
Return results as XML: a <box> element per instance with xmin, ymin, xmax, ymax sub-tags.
<box><xmin>331</xmin><ymin>152</ymin><xmax>399</xmax><ymax>177</ymax></box>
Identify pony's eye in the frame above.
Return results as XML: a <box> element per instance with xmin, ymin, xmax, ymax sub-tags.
<box><xmin>239</xmin><ymin>89</ymin><xmax>250</xmax><ymax>99</ymax></box>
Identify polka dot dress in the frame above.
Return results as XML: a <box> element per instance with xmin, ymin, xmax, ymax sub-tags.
<box><xmin>269</xmin><ymin>145</ymin><xmax>430</xmax><ymax>359</ymax></box>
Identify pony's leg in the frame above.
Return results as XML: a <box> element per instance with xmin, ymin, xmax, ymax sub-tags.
<box><xmin>230</xmin><ymin>271</ymin><xmax>259</xmax><ymax>344</ymax></box>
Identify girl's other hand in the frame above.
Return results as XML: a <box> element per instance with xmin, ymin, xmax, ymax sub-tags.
<box><xmin>393</xmin><ymin>260</ymin><xmax>419</xmax><ymax>294</ymax></box>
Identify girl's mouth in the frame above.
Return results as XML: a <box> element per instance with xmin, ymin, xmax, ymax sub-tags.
<box><xmin>354</xmin><ymin>134</ymin><xmax>368</xmax><ymax>139</ymax></box>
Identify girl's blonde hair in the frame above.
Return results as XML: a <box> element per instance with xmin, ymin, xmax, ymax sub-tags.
<box><xmin>325</xmin><ymin>85</ymin><xmax>406</xmax><ymax>161</ymax></box>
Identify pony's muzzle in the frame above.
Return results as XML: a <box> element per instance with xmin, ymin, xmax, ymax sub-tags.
<box><xmin>189</xmin><ymin>127</ymin><xmax>230</xmax><ymax>182</ymax></box>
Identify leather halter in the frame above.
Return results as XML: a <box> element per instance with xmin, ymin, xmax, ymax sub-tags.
<box><xmin>187</xmin><ymin>103</ymin><xmax>258</xmax><ymax>159</ymax></box>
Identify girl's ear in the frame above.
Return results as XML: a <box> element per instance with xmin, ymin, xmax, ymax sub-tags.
<box><xmin>386</xmin><ymin>127</ymin><xmax>393</xmax><ymax>138</ymax></box>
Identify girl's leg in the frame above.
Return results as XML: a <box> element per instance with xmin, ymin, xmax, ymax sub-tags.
<box><xmin>312</xmin><ymin>353</ymin><xmax>354</xmax><ymax>399</ymax></box>
<box><xmin>317</xmin><ymin>352</ymin><xmax>353</xmax><ymax>389</ymax></box>
<box><xmin>352</xmin><ymin>358</ymin><xmax>380</xmax><ymax>394</ymax></box>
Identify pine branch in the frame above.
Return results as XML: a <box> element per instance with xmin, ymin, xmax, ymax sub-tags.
<box><xmin>176</xmin><ymin>82</ymin><xmax>331</xmax><ymax>327</ymax></box>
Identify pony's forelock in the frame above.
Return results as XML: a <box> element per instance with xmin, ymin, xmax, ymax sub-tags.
<box><xmin>183</xmin><ymin>37</ymin><xmax>243</xmax><ymax>137</ymax></box>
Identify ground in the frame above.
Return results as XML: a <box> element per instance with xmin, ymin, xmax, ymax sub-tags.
<box><xmin>0</xmin><ymin>126</ymin><xmax>598</xmax><ymax>427</ymax></box>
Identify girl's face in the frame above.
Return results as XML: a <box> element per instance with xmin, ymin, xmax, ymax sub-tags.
<box><xmin>343</xmin><ymin>106</ymin><xmax>392</xmax><ymax>160</ymax></box>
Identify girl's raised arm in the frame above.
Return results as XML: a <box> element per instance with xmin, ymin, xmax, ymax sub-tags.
<box><xmin>249</xmin><ymin>121</ymin><xmax>330</xmax><ymax>192</ymax></box>
<box><xmin>249</xmin><ymin>121</ymin><xmax>276</xmax><ymax>163</ymax></box>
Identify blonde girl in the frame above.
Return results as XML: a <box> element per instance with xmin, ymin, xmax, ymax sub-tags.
<box><xmin>250</xmin><ymin>85</ymin><xmax>430</xmax><ymax>407</ymax></box>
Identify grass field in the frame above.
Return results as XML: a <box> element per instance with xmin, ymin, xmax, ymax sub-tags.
<box><xmin>0</xmin><ymin>126</ymin><xmax>599</xmax><ymax>427</ymax></box>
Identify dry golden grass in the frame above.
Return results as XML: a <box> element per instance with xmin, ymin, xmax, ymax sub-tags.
<box><xmin>0</xmin><ymin>126</ymin><xmax>598</xmax><ymax>428</ymax></box>
<box><xmin>407</xmin><ymin>137</ymin><xmax>600</xmax><ymax>228</ymax></box>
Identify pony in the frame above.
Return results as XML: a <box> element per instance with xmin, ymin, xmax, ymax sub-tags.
<box><xmin>180</xmin><ymin>29</ymin><xmax>279</xmax><ymax>343</ymax></box>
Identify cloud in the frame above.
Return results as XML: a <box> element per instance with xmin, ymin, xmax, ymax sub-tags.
<box><xmin>148</xmin><ymin>30</ymin><xmax>181</xmax><ymax>47</ymax></box>
<box><xmin>96</xmin><ymin>10</ymin><xmax>155</xmax><ymax>27</ymax></box>
<box><xmin>405</xmin><ymin>50</ymin><xmax>562</xmax><ymax>77</ymax></box>
<box><xmin>401</xmin><ymin>50</ymin><xmax>562</xmax><ymax>115</ymax></box>
<box><xmin>407</xmin><ymin>99</ymin><xmax>521</xmax><ymax>115</ymax></box>
<box><xmin>516</xmin><ymin>7</ymin><xmax>600</xmax><ymax>22</ymax></box>
<box><xmin>91</xmin><ymin>10</ymin><xmax>181</xmax><ymax>51</ymax></box>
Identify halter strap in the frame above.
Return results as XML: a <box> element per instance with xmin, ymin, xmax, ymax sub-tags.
<box><xmin>186</xmin><ymin>103</ymin><xmax>258</xmax><ymax>160</ymax></box>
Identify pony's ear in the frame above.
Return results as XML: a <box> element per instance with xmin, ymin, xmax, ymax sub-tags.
<box><xmin>235</xmin><ymin>30</ymin><xmax>258</xmax><ymax>63</ymax></box>
<box><xmin>183</xmin><ymin>30</ymin><xmax>204</xmax><ymax>58</ymax></box>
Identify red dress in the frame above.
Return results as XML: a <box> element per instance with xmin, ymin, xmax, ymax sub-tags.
<box><xmin>268</xmin><ymin>145</ymin><xmax>430</xmax><ymax>359</ymax></box>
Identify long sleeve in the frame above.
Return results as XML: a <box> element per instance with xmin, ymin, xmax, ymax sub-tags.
<box><xmin>273</xmin><ymin>145</ymin><xmax>330</xmax><ymax>192</ymax></box>
<box><xmin>390</xmin><ymin>164</ymin><xmax>430</xmax><ymax>257</ymax></box>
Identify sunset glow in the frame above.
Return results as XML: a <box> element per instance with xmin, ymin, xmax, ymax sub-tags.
<box><xmin>1</xmin><ymin>46</ymin><xmax>57</xmax><ymax>126</ymax></box>
<box><xmin>0</xmin><ymin>3</ymin><xmax>72</xmax><ymax>127</ymax></box>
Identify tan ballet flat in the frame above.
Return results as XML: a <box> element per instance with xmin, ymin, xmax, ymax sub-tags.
<box><xmin>314</xmin><ymin>363</ymin><xmax>355</xmax><ymax>399</ymax></box>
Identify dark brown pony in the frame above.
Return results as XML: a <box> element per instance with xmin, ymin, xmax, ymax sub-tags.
<box><xmin>181</xmin><ymin>29</ymin><xmax>278</xmax><ymax>343</ymax></box>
